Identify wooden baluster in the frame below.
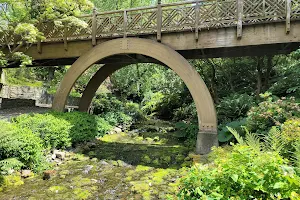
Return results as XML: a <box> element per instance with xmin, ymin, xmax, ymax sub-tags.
<box><xmin>37</xmin><ymin>39</ymin><xmax>42</xmax><ymax>54</ymax></box>
<box><xmin>286</xmin><ymin>0</ymin><xmax>291</xmax><ymax>34</ymax></box>
<box><xmin>64</xmin><ymin>25</ymin><xmax>68</xmax><ymax>51</ymax></box>
<box><xmin>92</xmin><ymin>8</ymin><xmax>97</xmax><ymax>46</ymax></box>
<box><xmin>237</xmin><ymin>0</ymin><xmax>243</xmax><ymax>39</ymax></box>
<box><xmin>195</xmin><ymin>0</ymin><xmax>199</xmax><ymax>41</ymax></box>
<box><xmin>157</xmin><ymin>0</ymin><xmax>162</xmax><ymax>41</ymax></box>
<box><xmin>123</xmin><ymin>10</ymin><xmax>128</xmax><ymax>38</ymax></box>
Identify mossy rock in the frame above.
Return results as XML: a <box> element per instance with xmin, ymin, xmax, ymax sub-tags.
<box><xmin>73</xmin><ymin>188</ymin><xmax>92</xmax><ymax>200</ymax></box>
<box><xmin>48</xmin><ymin>185</ymin><xmax>68</xmax><ymax>193</ymax></box>
<box><xmin>130</xmin><ymin>181</ymin><xmax>150</xmax><ymax>193</ymax></box>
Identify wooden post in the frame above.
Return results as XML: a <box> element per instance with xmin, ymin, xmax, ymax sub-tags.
<box><xmin>64</xmin><ymin>25</ymin><xmax>68</xmax><ymax>51</ymax></box>
<box><xmin>157</xmin><ymin>0</ymin><xmax>162</xmax><ymax>41</ymax></box>
<box><xmin>92</xmin><ymin>8</ymin><xmax>97</xmax><ymax>46</ymax></box>
<box><xmin>286</xmin><ymin>0</ymin><xmax>291</xmax><ymax>34</ymax></box>
<box><xmin>237</xmin><ymin>0</ymin><xmax>243</xmax><ymax>39</ymax></box>
<box><xmin>123</xmin><ymin>10</ymin><xmax>128</xmax><ymax>38</ymax></box>
<box><xmin>195</xmin><ymin>0</ymin><xmax>200</xmax><ymax>41</ymax></box>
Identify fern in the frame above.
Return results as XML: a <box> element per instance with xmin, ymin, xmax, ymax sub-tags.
<box><xmin>227</xmin><ymin>127</ymin><xmax>244</xmax><ymax>145</ymax></box>
<box><xmin>264</xmin><ymin>127</ymin><xmax>286</xmax><ymax>153</ymax></box>
<box><xmin>245</xmin><ymin>132</ymin><xmax>262</xmax><ymax>152</ymax></box>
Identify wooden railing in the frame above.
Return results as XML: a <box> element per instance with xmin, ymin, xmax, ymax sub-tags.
<box><xmin>1</xmin><ymin>0</ymin><xmax>300</xmax><ymax>46</ymax></box>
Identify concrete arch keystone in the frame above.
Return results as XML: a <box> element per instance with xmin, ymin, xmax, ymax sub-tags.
<box><xmin>52</xmin><ymin>38</ymin><xmax>218</xmax><ymax>154</ymax></box>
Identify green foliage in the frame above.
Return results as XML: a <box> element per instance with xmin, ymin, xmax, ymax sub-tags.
<box><xmin>141</xmin><ymin>91</ymin><xmax>164</xmax><ymax>115</ymax></box>
<box><xmin>218</xmin><ymin>118</ymin><xmax>246</xmax><ymax>143</ymax></box>
<box><xmin>173</xmin><ymin>103</ymin><xmax>197</xmax><ymax>121</ymax></box>
<box><xmin>175</xmin><ymin>121</ymin><xmax>198</xmax><ymax>141</ymax></box>
<box><xmin>13</xmin><ymin>113</ymin><xmax>72</xmax><ymax>149</ymax></box>
<box><xmin>217</xmin><ymin>93</ymin><xmax>255</xmax><ymax>123</ymax></box>
<box><xmin>100</xmin><ymin>111</ymin><xmax>133</xmax><ymax>127</ymax></box>
<box><xmin>178</xmin><ymin>134</ymin><xmax>300</xmax><ymax>199</ymax></box>
<box><xmin>0</xmin><ymin>121</ymin><xmax>45</xmax><ymax>172</ymax></box>
<box><xmin>0</xmin><ymin>158</ymin><xmax>24</xmax><ymax>175</ymax></box>
<box><xmin>247</xmin><ymin>96</ymin><xmax>300</xmax><ymax>133</ymax></box>
<box><xmin>92</xmin><ymin>93</ymin><xmax>124</xmax><ymax>115</ymax></box>
<box><xmin>51</xmin><ymin>112</ymin><xmax>112</xmax><ymax>143</ymax></box>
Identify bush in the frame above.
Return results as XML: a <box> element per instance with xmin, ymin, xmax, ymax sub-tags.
<box><xmin>92</xmin><ymin>93</ymin><xmax>123</xmax><ymax>115</ymax></box>
<box><xmin>173</xmin><ymin>103</ymin><xmax>197</xmax><ymax>121</ymax></box>
<box><xmin>247</xmin><ymin>97</ymin><xmax>300</xmax><ymax>134</ymax></box>
<box><xmin>218</xmin><ymin>118</ymin><xmax>246</xmax><ymax>143</ymax></box>
<box><xmin>174</xmin><ymin>121</ymin><xmax>198</xmax><ymax>147</ymax></box>
<box><xmin>100</xmin><ymin>111</ymin><xmax>133</xmax><ymax>127</ymax></box>
<box><xmin>217</xmin><ymin>93</ymin><xmax>255</xmax><ymax>123</ymax></box>
<box><xmin>141</xmin><ymin>91</ymin><xmax>164</xmax><ymax>115</ymax></box>
<box><xmin>0</xmin><ymin>121</ymin><xmax>45</xmax><ymax>171</ymax></box>
<box><xmin>51</xmin><ymin>112</ymin><xmax>112</xmax><ymax>144</ymax></box>
<box><xmin>178</xmin><ymin>143</ymin><xmax>300</xmax><ymax>199</ymax></box>
<box><xmin>13</xmin><ymin>114</ymin><xmax>72</xmax><ymax>149</ymax></box>
<box><xmin>280</xmin><ymin>118</ymin><xmax>300</xmax><ymax>160</ymax></box>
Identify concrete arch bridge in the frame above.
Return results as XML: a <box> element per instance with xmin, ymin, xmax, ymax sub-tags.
<box><xmin>1</xmin><ymin>0</ymin><xmax>300</xmax><ymax>154</ymax></box>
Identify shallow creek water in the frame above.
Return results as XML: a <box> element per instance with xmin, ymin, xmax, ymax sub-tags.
<box><xmin>0</xmin><ymin>120</ymin><xmax>195</xmax><ymax>200</ymax></box>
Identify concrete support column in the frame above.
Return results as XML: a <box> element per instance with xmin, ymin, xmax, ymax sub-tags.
<box><xmin>196</xmin><ymin>131</ymin><xmax>218</xmax><ymax>155</ymax></box>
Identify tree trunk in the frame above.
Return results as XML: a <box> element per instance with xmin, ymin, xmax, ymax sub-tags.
<box><xmin>263</xmin><ymin>55</ymin><xmax>273</xmax><ymax>92</ymax></box>
<box><xmin>256</xmin><ymin>57</ymin><xmax>263</xmax><ymax>99</ymax></box>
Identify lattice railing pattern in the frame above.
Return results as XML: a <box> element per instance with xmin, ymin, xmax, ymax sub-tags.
<box><xmin>243</xmin><ymin>0</ymin><xmax>286</xmax><ymax>23</ymax></box>
<box><xmin>1</xmin><ymin>0</ymin><xmax>300</xmax><ymax>46</ymax></box>
<box><xmin>199</xmin><ymin>0</ymin><xmax>237</xmax><ymax>29</ymax></box>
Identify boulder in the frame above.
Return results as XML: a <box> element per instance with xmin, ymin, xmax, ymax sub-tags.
<box><xmin>21</xmin><ymin>170</ymin><xmax>32</xmax><ymax>178</ymax></box>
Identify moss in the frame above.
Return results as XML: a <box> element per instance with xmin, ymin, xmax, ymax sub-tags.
<box><xmin>72</xmin><ymin>176</ymin><xmax>92</xmax><ymax>187</ymax></box>
<box><xmin>135</xmin><ymin>165</ymin><xmax>152</xmax><ymax>172</ymax></box>
<box><xmin>152</xmin><ymin>159</ymin><xmax>160</xmax><ymax>165</ymax></box>
<box><xmin>59</xmin><ymin>170</ymin><xmax>70</xmax><ymax>176</ymax></box>
<box><xmin>175</xmin><ymin>154</ymin><xmax>185</xmax><ymax>163</ymax></box>
<box><xmin>1</xmin><ymin>175</ymin><xmax>24</xmax><ymax>188</ymax></box>
<box><xmin>145</xmin><ymin>137</ymin><xmax>153</xmax><ymax>143</ymax></box>
<box><xmin>141</xmin><ymin>155</ymin><xmax>152</xmax><ymax>164</ymax></box>
<box><xmin>151</xmin><ymin>169</ymin><xmax>171</xmax><ymax>184</ymax></box>
<box><xmin>48</xmin><ymin>185</ymin><xmax>67</xmax><ymax>193</ymax></box>
<box><xmin>160</xmin><ymin>156</ymin><xmax>171</xmax><ymax>164</ymax></box>
<box><xmin>72</xmin><ymin>154</ymin><xmax>88</xmax><ymax>161</ymax></box>
<box><xmin>130</xmin><ymin>181</ymin><xmax>150</xmax><ymax>193</ymax></box>
<box><xmin>73</xmin><ymin>188</ymin><xmax>91</xmax><ymax>200</ymax></box>
<box><xmin>139</xmin><ymin>146</ymin><xmax>148</xmax><ymax>151</ymax></box>
<box><xmin>142</xmin><ymin>191</ymin><xmax>151</xmax><ymax>200</ymax></box>
<box><xmin>88</xmin><ymin>151</ymin><xmax>97</xmax><ymax>157</ymax></box>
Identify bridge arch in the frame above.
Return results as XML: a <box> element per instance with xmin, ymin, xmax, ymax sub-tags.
<box><xmin>52</xmin><ymin>38</ymin><xmax>218</xmax><ymax>154</ymax></box>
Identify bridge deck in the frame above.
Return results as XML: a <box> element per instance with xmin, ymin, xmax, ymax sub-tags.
<box><xmin>1</xmin><ymin>0</ymin><xmax>300</xmax><ymax>67</ymax></box>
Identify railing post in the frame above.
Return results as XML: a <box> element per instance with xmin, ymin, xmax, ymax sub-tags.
<box><xmin>92</xmin><ymin>8</ymin><xmax>97</xmax><ymax>46</ymax></box>
<box><xmin>237</xmin><ymin>0</ymin><xmax>243</xmax><ymax>39</ymax></box>
<box><xmin>195</xmin><ymin>0</ymin><xmax>200</xmax><ymax>41</ymax></box>
<box><xmin>286</xmin><ymin>0</ymin><xmax>291</xmax><ymax>34</ymax></box>
<box><xmin>123</xmin><ymin>10</ymin><xmax>128</xmax><ymax>38</ymax></box>
<box><xmin>63</xmin><ymin>25</ymin><xmax>68</xmax><ymax>51</ymax></box>
<box><xmin>157</xmin><ymin>0</ymin><xmax>162</xmax><ymax>41</ymax></box>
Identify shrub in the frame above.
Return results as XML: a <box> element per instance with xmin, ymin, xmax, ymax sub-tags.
<box><xmin>92</xmin><ymin>93</ymin><xmax>123</xmax><ymax>115</ymax></box>
<box><xmin>13</xmin><ymin>114</ymin><xmax>72</xmax><ymax>149</ymax></box>
<box><xmin>141</xmin><ymin>91</ymin><xmax>164</xmax><ymax>115</ymax></box>
<box><xmin>51</xmin><ymin>112</ymin><xmax>112</xmax><ymax>143</ymax></box>
<box><xmin>0</xmin><ymin>121</ymin><xmax>45</xmax><ymax>171</ymax></box>
<box><xmin>174</xmin><ymin>121</ymin><xmax>198</xmax><ymax>144</ymax></box>
<box><xmin>100</xmin><ymin>111</ymin><xmax>133</xmax><ymax>127</ymax></box>
<box><xmin>173</xmin><ymin>103</ymin><xmax>197</xmax><ymax>121</ymax></box>
<box><xmin>218</xmin><ymin>118</ymin><xmax>246</xmax><ymax>143</ymax></box>
<box><xmin>217</xmin><ymin>93</ymin><xmax>255</xmax><ymax>123</ymax></box>
<box><xmin>178</xmin><ymin>142</ymin><xmax>300</xmax><ymax>199</ymax></box>
<box><xmin>247</xmin><ymin>97</ymin><xmax>300</xmax><ymax>134</ymax></box>
<box><xmin>280</xmin><ymin>118</ymin><xmax>300</xmax><ymax>160</ymax></box>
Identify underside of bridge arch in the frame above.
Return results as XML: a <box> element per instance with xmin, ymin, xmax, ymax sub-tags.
<box><xmin>52</xmin><ymin>38</ymin><xmax>218</xmax><ymax>154</ymax></box>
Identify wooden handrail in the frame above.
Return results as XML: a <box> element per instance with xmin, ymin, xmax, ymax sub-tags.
<box><xmin>1</xmin><ymin>0</ymin><xmax>300</xmax><ymax>46</ymax></box>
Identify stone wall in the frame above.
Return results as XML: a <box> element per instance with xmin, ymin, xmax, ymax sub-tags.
<box><xmin>0</xmin><ymin>85</ymin><xmax>80</xmax><ymax>107</ymax></box>
<box><xmin>0</xmin><ymin>98</ymin><xmax>36</xmax><ymax>109</ymax></box>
